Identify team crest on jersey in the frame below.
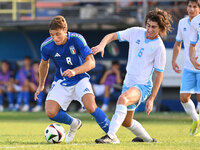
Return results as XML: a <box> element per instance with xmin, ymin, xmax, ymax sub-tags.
<box><xmin>69</xmin><ymin>46</ymin><xmax>76</xmax><ymax>55</ymax></box>
<box><xmin>183</xmin><ymin>27</ymin><xmax>186</xmax><ymax>31</ymax></box>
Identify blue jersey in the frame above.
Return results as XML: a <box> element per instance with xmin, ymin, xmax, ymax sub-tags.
<box><xmin>40</xmin><ymin>32</ymin><xmax>92</xmax><ymax>86</ymax></box>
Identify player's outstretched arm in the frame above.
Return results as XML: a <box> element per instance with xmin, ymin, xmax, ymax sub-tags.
<box><xmin>172</xmin><ymin>41</ymin><xmax>182</xmax><ymax>73</ymax></box>
<box><xmin>189</xmin><ymin>43</ymin><xmax>200</xmax><ymax>70</ymax></box>
<box><xmin>34</xmin><ymin>59</ymin><xmax>49</xmax><ymax>101</ymax></box>
<box><xmin>91</xmin><ymin>33</ymin><xmax>118</xmax><ymax>57</ymax></box>
<box><xmin>146</xmin><ymin>71</ymin><xmax>163</xmax><ymax>115</ymax></box>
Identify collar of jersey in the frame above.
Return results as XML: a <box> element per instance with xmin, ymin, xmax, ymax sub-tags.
<box><xmin>187</xmin><ymin>18</ymin><xmax>191</xmax><ymax>26</ymax></box>
<box><xmin>144</xmin><ymin>31</ymin><xmax>159</xmax><ymax>43</ymax></box>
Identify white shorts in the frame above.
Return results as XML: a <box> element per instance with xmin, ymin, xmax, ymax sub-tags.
<box><xmin>46</xmin><ymin>77</ymin><xmax>94</xmax><ymax>111</ymax></box>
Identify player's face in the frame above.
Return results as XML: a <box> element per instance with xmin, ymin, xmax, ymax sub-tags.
<box><xmin>49</xmin><ymin>28</ymin><xmax>67</xmax><ymax>45</ymax></box>
<box><xmin>145</xmin><ymin>19</ymin><xmax>160</xmax><ymax>40</ymax></box>
<box><xmin>187</xmin><ymin>1</ymin><xmax>200</xmax><ymax>19</ymax></box>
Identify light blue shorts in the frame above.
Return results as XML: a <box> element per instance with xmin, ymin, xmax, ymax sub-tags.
<box><xmin>121</xmin><ymin>84</ymin><xmax>152</xmax><ymax>111</ymax></box>
<box><xmin>180</xmin><ymin>69</ymin><xmax>200</xmax><ymax>94</ymax></box>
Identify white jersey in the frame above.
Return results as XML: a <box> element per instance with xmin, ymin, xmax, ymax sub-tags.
<box><xmin>117</xmin><ymin>27</ymin><xmax>166</xmax><ymax>87</ymax></box>
<box><xmin>176</xmin><ymin>16</ymin><xmax>200</xmax><ymax>71</ymax></box>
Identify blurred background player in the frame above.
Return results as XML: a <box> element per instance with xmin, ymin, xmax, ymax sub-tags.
<box><xmin>13</xmin><ymin>56</ymin><xmax>33</xmax><ymax>112</ymax></box>
<box><xmin>0</xmin><ymin>61</ymin><xmax>15</xmax><ymax>112</ymax></box>
<box><xmin>31</xmin><ymin>61</ymin><xmax>47</xmax><ymax>112</ymax></box>
<box><xmin>34</xmin><ymin>15</ymin><xmax>110</xmax><ymax>143</ymax></box>
<box><xmin>99</xmin><ymin>60</ymin><xmax>122</xmax><ymax>111</ymax></box>
<box><xmin>189</xmin><ymin>0</ymin><xmax>200</xmax><ymax>136</ymax></box>
<box><xmin>93</xmin><ymin>8</ymin><xmax>172</xmax><ymax>143</ymax></box>
<box><xmin>172</xmin><ymin>0</ymin><xmax>200</xmax><ymax>136</ymax></box>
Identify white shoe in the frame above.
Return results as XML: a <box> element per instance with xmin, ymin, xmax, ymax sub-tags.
<box><xmin>65</xmin><ymin>119</ymin><xmax>82</xmax><ymax>143</ymax></box>
<box><xmin>0</xmin><ymin>105</ymin><xmax>4</xmax><ymax>112</ymax></box>
<box><xmin>101</xmin><ymin>104</ymin><xmax>108</xmax><ymax>112</ymax></box>
<box><xmin>32</xmin><ymin>105</ymin><xmax>42</xmax><ymax>112</ymax></box>
<box><xmin>21</xmin><ymin>105</ymin><xmax>29</xmax><ymax>112</ymax></box>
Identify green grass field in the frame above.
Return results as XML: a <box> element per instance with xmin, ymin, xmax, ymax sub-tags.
<box><xmin>0</xmin><ymin>112</ymin><xmax>199</xmax><ymax>150</ymax></box>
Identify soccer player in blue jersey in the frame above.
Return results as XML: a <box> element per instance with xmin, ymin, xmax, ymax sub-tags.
<box><xmin>92</xmin><ymin>8</ymin><xmax>172</xmax><ymax>144</ymax></box>
<box><xmin>34</xmin><ymin>15</ymin><xmax>110</xmax><ymax>143</ymax></box>
<box><xmin>172</xmin><ymin>0</ymin><xmax>200</xmax><ymax>136</ymax></box>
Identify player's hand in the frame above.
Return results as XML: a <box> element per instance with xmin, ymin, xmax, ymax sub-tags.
<box><xmin>34</xmin><ymin>85</ymin><xmax>44</xmax><ymax>101</ymax></box>
<box><xmin>145</xmin><ymin>98</ymin><xmax>154</xmax><ymax>115</ymax></box>
<box><xmin>62</xmin><ymin>69</ymin><xmax>76</xmax><ymax>78</ymax></box>
<box><xmin>191</xmin><ymin>56</ymin><xmax>200</xmax><ymax>70</ymax></box>
<box><xmin>91</xmin><ymin>45</ymin><xmax>105</xmax><ymax>57</ymax></box>
<box><xmin>172</xmin><ymin>61</ymin><xmax>181</xmax><ymax>73</ymax></box>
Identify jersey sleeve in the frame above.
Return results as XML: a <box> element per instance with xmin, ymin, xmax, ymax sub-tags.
<box><xmin>175</xmin><ymin>20</ymin><xmax>183</xmax><ymax>42</ymax></box>
<box><xmin>74</xmin><ymin>34</ymin><xmax>92</xmax><ymax>59</ymax></box>
<box><xmin>41</xmin><ymin>46</ymin><xmax>50</xmax><ymax>61</ymax></box>
<box><xmin>154</xmin><ymin>46</ymin><xmax>166</xmax><ymax>72</ymax></box>
<box><xmin>190</xmin><ymin>20</ymin><xmax>199</xmax><ymax>44</ymax></box>
<box><xmin>117</xmin><ymin>27</ymin><xmax>136</xmax><ymax>42</ymax></box>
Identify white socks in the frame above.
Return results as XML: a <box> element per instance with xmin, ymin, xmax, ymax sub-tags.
<box><xmin>108</xmin><ymin>104</ymin><xmax>127</xmax><ymax>139</ymax></box>
<box><xmin>127</xmin><ymin>119</ymin><xmax>152</xmax><ymax>142</ymax></box>
<box><xmin>181</xmin><ymin>99</ymin><xmax>198</xmax><ymax>121</ymax></box>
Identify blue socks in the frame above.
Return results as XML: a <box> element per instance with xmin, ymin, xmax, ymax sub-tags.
<box><xmin>91</xmin><ymin>107</ymin><xmax>110</xmax><ymax>133</ymax></box>
<box><xmin>23</xmin><ymin>92</ymin><xmax>30</xmax><ymax>105</ymax></box>
<box><xmin>0</xmin><ymin>94</ymin><xmax>3</xmax><ymax>105</ymax></box>
<box><xmin>36</xmin><ymin>92</ymin><xmax>45</xmax><ymax>106</ymax></box>
<box><xmin>50</xmin><ymin>109</ymin><xmax>73</xmax><ymax>125</ymax></box>
<box><xmin>103</xmin><ymin>97</ymin><xmax>110</xmax><ymax>105</ymax></box>
<box><xmin>6</xmin><ymin>92</ymin><xmax>14</xmax><ymax>107</ymax></box>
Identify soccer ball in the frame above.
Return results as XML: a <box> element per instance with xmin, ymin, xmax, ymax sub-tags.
<box><xmin>44</xmin><ymin>123</ymin><xmax>66</xmax><ymax>144</ymax></box>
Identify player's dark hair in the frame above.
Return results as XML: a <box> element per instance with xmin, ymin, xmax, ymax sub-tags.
<box><xmin>23</xmin><ymin>56</ymin><xmax>32</xmax><ymax>60</ymax></box>
<box><xmin>112</xmin><ymin>60</ymin><xmax>120</xmax><ymax>66</ymax></box>
<box><xmin>49</xmin><ymin>15</ymin><xmax>68</xmax><ymax>30</ymax></box>
<box><xmin>145</xmin><ymin>8</ymin><xmax>173</xmax><ymax>37</ymax></box>
<box><xmin>1</xmin><ymin>60</ymin><xmax>10</xmax><ymax>67</ymax></box>
<box><xmin>187</xmin><ymin>0</ymin><xmax>200</xmax><ymax>7</ymax></box>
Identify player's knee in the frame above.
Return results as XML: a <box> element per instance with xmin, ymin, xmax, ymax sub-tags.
<box><xmin>85</xmin><ymin>104</ymin><xmax>97</xmax><ymax>114</ymax></box>
<box><xmin>118</xmin><ymin>95</ymin><xmax>128</xmax><ymax>105</ymax></box>
<box><xmin>45</xmin><ymin>108</ymin><xmax>57</xmax><ymax>118</ymax></box>
<box><xmin>180</xmin><ymin>96</ymin><xmax>189</xmax><ymax>103</ymax></box>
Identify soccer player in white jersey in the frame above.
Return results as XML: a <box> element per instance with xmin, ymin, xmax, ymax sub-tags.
<box><xmin>92</xmin><ymin>8</ymin><xmax>172</xmax><ymax>143</ymax></box>
<box><xmin>172</xmin><ymin>0</ymin><xmax>200</xmax><ymax>136</ymax></box>
<box><xmin>34</xmin><ymin>16</ymin><xmax>110</xmax><ymax>143</ymax></box>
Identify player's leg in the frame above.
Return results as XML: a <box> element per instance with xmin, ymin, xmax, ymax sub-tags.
<box><xmin>21</xmin><ymin>80</ymin><xmax>30</xmax><ymax>112</ymax></box>
<box><xmin>195</xmin><ymin>72</ymin><xmax>200</xmax><ymax>136</ymax></box>
<box><xmin>180</xmin><ymin>93</ymin><xmax>199</xmax><ymax>135</ymax></box>
<box><xmin>101</xmin><ymin>85</ymin><xmax>111</xmax><ymax>112</ymax></box>
<box><xmin>95</xmin><ymin>86</ymin><xmax>141</xmax><ymax>144</ymax></box>
<box><xmin>123</xmin><ymin>111</ymin><xmax>155</xmax><ymax>142</ymax></box>
<box><xmin>180</xmin><ymin>70</ymin><xmax>199</xmax><ymax>135</ymax></box>
<box><xmin>82</xmin><ymin>93</ymin><xmax>110</xmax><ymax>133</ymax></box>
<box><xmin>6</xmin><ymin>82</ymin><xmax>15</xmax><ymax>110</ymax></box>
<box><xmin>77</xmin><ymin>78</ymin><xmax>110</xmax><ymax>133</ymax></box>
<box><xmin>0</xmin><ymin>88</ymin><xmax>4</xmax><ymax>112</ymax></box>
<box><xmin>46</xmin><ymin>81</ymin><xmax>82</xmax><ymax>143</ymax></box>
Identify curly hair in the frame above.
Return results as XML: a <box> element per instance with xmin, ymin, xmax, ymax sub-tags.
<box><xmin>49</xmin><ymin>15</ymin><xmax>68</xmax><ymax>30</ymax></box>
<box><xmin>145</xmin><ymin>8</ymin><xmax>173</xmax><ymax>37</ymax></box>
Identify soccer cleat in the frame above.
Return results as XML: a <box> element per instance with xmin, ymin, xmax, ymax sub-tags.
<box><xmin>132</xmin><ymin>137</ymin><xmax>157</xmax><ymax>142</ymax></box>
<box><xmin>65</xmin><ymin>119</ymin><xmax>82</xmax><ymax>143</ymax></box>
<box><xmin>95</xmin><ymin>135</ymin><xmax>120</xmax><ymax>144</ymax></box>
<box><xmin>189</xmin><ymin>120</ymin><xmax>199</xmax><ymax>136</ymax></box>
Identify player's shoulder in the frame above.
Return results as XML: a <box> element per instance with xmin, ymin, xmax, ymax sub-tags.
<box><xmin>191</xmin><ymin>14</ymin><xmax>200</xmax><ymax>24</ymax></box>
<box><xmin>40</xmin><ymin>37</ymin><xmax>54</xmax><ymax>51</ymax></box>
<box><xmin>178</xmin><ymin>16</ymin><xmax>189</xmax><ymax>25</ymax></box>
<box><xmin>69</xmin><ymin>31</ymin><xmax>87</xmax><ymax>46</ymax></box>
<box><xmin>125</xmin><ymin>27</ymin><xmax>145</xmax><ymax>32</ymax></box>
